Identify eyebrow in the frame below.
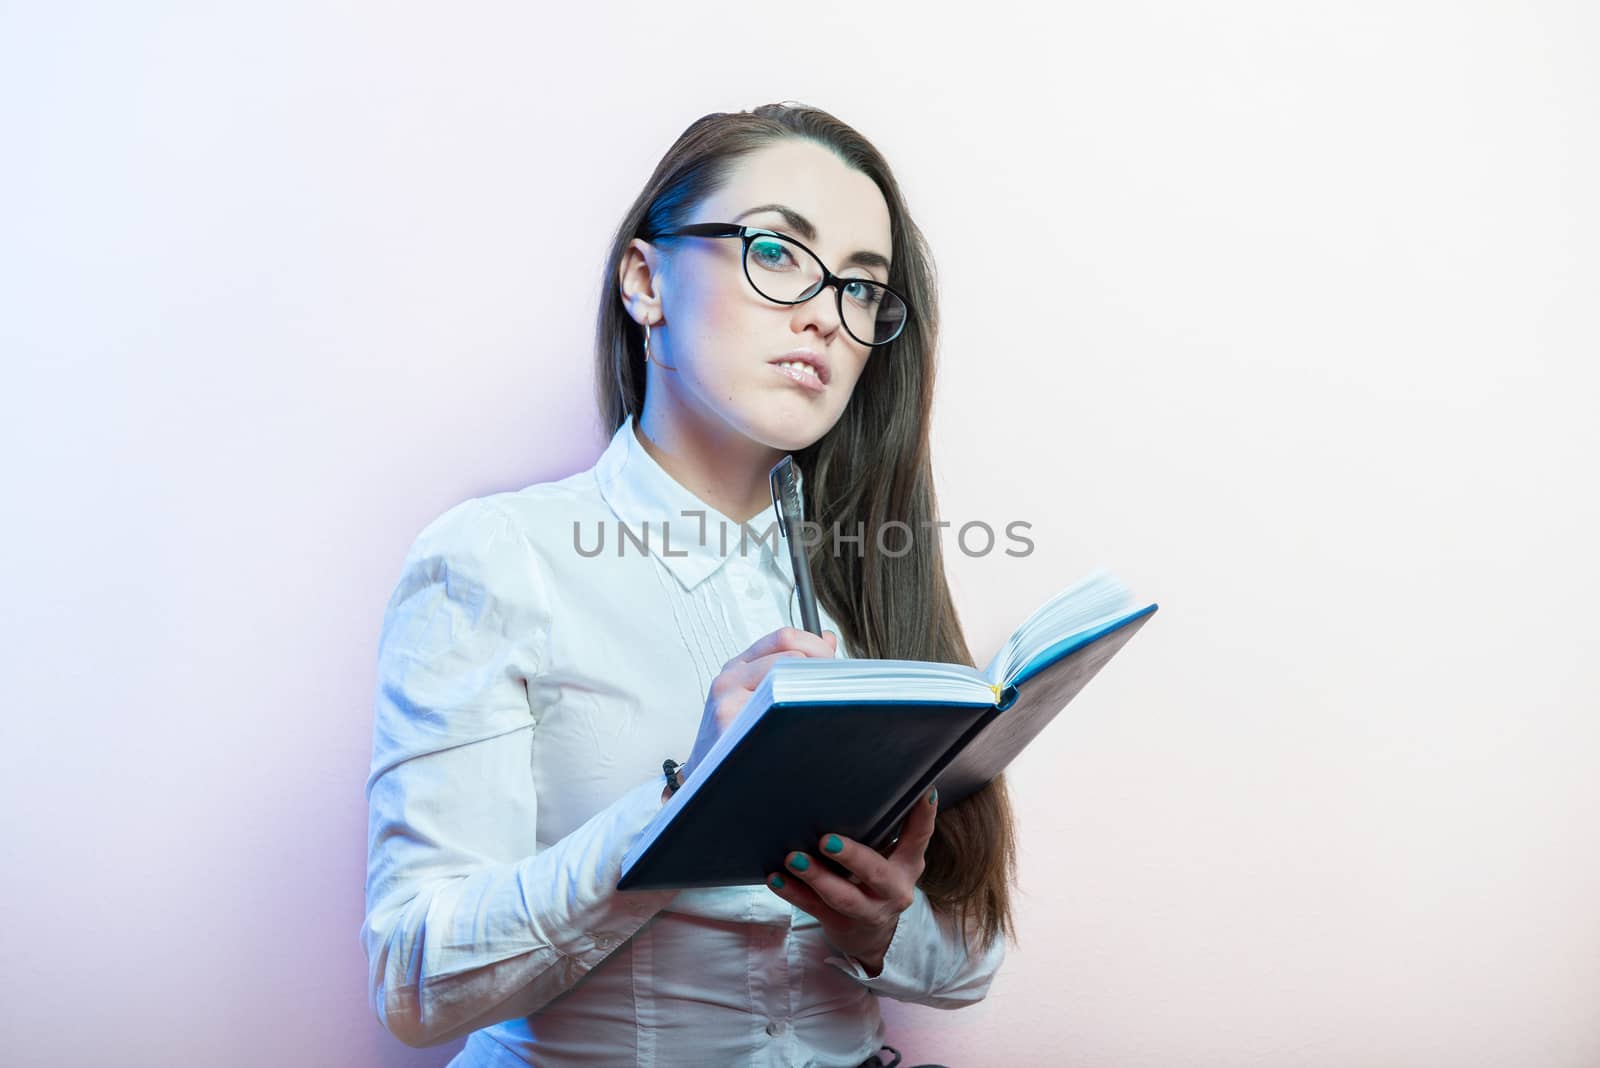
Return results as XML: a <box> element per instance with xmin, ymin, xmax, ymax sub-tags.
<box><xmin>731</xmin><ymin>203</ymin><xmax>891</xmax><ymax>275</ymax></box>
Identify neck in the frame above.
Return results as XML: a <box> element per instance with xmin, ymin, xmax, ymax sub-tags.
<box><xmin>634</xmin><ymin>405</ymin><xmax>784</xmax><ymax>525</ymax></box>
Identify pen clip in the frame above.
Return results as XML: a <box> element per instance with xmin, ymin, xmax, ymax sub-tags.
<box><xmin>769</xmin><ymin>455</ymin><xmax>797</xmax><ymax>538</ymax></box>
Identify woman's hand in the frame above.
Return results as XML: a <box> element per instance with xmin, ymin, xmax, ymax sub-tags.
<box><xmin>668</xmin><ymin>627</ymin><xmax>838</xmax><ymax>802</ymax></box>
<box><xmin>766</xmin><ymin>785</ymin><xmax>939</xmax><ymax>977</ymax></box>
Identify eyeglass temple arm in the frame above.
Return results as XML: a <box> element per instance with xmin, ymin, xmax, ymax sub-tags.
<box><xmin>644</xmin><ymin>223</ymin><xmax>745</xmax><ymax>239</ymax></box>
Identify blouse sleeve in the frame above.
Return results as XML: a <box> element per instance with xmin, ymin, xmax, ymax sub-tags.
<box><xmin>822</xmin><ymin>884</ymin><xmax>1007</xmax><ymax>1008</ymax></box>
<box><xmin>360</xmin><ymin>497</ymin><xmax>679</xmax><ymax>1048</ymax></box>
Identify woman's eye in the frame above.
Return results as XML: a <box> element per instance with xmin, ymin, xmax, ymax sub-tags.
<box><xmin>750</xmin><ymin>240</ymin><xmax>795</xmax><ymax>268</ymax></box>
<box><xmin>843</xmin><ymin>280</ymin><xmax>882</xmax><ymax>307</ymax></box>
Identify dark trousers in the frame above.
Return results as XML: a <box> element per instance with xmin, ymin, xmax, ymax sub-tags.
<box><xmin>856</xmin><ymin>1045</ymin><xmax>951</xmax><ymax>1068</ymax></box>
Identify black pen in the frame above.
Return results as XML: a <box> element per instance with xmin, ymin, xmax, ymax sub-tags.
<box><xmin>768</xmin><ymin>454</ymin><xmax>821</xmax><ymax>635</ymax></box>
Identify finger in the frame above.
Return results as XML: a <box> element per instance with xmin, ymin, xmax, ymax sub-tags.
<box><xmin>765</xmin><ymin>868</ymin><xmax>851</xmax><ymax>928</ymax></box>
<box><xmin>733</xmin><ymin>649</ymin><xmax>809</xmax><ymax>691</ymax></box>
<box><xmin>735</xmin><ymin>626</ymin><xmax>835</xmax><ymax>664</ymax></box>
<box><xmin>887</xmin><ymin>786</ymin><xmax>939</xmax><ymax>867</ymax></box>
<box><xmin>814</xmin><ymin>832</ymin><xmax>898</xmax><ymax>900</ymax></box>
<box><xmin>781</xmin><ymin>850</ymin><xmax>880</xmax><ymax>920</ymax></box>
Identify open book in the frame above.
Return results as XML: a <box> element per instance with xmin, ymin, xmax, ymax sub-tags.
<box><xmin>616</xmin><ymin>569</ymin><xmax>1158</xmax><ymax>892</ymax></box>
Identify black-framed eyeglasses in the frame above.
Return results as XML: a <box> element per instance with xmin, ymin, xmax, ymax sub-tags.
<box><xmin>641</xmin><ymin>223</ymin><xmax>910</xmax><ymax>347</ymax></box>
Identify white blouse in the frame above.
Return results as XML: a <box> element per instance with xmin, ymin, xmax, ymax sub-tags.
<box><xmin>362</xmin><ymin>413</ymin><xmax>1006</xmax><ymax>1067</ymax></box>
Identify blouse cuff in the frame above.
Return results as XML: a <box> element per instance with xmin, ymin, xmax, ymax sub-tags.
<box><xmin>821</xmin><ymin>883</ymin><xmax>933</xmax><ymax>993</ymax></box>
<box><xmin>535</xmin><ymin>774</ymin><xmax>680</xmax><ymax>967</ymax></box>
<box><xmin>821</xmin><ymin>883</ymin><xmax>1006</xmax><ymax>1007</ymax></box>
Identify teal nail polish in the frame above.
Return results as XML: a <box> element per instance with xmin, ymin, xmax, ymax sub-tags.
<box><xmin>823</xmin><ymin>834</ymin><xmax>843</xmax><ymax>855</ymax></box>
<box><xmin>788</xmin><ymin>852</ymin><xmax>810</xmax><ymax>872</ymax></box>
<box><xmin>929</xmin><ymin>787</ymin><xmax>938</xmax><ymax>806</ymax></box>
<box><xmin>769</xmin><ymin>873</ymin><xmax>785</xmax><ymax>890</ymax></box>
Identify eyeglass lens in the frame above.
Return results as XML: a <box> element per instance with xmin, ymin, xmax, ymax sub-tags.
<box><xmin>744</xmin><ymin>234</ymin><xmax>906</xmax><ymax>346</ymax></box>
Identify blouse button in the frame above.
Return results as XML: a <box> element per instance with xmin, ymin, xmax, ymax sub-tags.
<box><xmin>765</xmin><ymin>1020</ymin><xmax>787</xmax><ymax>1036</ymax></box>
<box><xmin>745</xmin><ymin>584</ymin><xmax>763</xmax><ymax>600</ymax></box>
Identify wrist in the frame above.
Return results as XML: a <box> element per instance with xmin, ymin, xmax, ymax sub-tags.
<box><xmin>849</xmin><ymin>936</ymin><xmax>888</xmax><ymax>977</ymax></box>
<box><xmin>855</xmin><ymin>949</ymin><xmax>886</xmax><ymax>978</ymax></box>
<box><xmin>855</xmin><ymin>916</ymin><xmax>899</xmax><ymax>977</ymax></box>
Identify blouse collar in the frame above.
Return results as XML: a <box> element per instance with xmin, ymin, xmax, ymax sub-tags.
<box><xmin>595</xmin><ymin>413</ymin><xmax>798</xmax><ymax>592</ymax></box>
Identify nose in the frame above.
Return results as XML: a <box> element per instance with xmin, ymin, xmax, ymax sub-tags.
<box><xmin>789</xmin><ymin>280</ymin><xmax>845</xmax><ymax>340</ymax></box>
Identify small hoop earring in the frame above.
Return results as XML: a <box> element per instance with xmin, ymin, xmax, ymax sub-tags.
<box><xmin>643</xmin><ymin>320</ymin><xmax>677</xmax><ymax>371</ymax></box>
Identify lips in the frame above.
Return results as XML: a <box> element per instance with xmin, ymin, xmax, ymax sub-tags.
<box><xmin>769</xmin><ymin>350</ymin><xmax>830</xmax><ymax>386</ymax></box>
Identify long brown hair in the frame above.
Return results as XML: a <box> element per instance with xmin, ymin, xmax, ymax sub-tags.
<box><xmin>593</xmin><ymin>102</ymin><xmax>1018</xmax><ymax>951</ymax></box>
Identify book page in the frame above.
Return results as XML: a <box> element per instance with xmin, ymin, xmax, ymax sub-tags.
<box><xmin>982</xmin><ymin>568</ymin><xmax>1137</xmax><ymax>689</ymax></box>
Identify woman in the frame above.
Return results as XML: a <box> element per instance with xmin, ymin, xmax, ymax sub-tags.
<box><xmin>362</xmin><ymin>102</ymin><xmax>1018</xmax><ymax>1068</ymax></box>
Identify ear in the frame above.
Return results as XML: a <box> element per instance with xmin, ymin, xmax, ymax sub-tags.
<box><xmin>619</xmin><ymin>238</ymin><xmax>667</xmax><ymax>327</ymax></box>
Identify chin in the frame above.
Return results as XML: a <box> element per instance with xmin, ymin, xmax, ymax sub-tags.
<box><xmin>741</xmin><ymin>408</ymin><xmax>833</xmax><ymax>452</ymax></box>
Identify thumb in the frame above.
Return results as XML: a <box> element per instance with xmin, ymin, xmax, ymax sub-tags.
<box><xmin>891</xmin><ymin>785</ymin><xmax>939</xmax><ymax>860</ymax></box>
<box><xmin>824</xmin><ymin>629</ymin><xmax>839</xmax><ymax>653</ymax></box>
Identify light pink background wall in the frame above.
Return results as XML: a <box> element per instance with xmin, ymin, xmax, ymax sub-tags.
<box><xmin>3</xmin><ymin>4</ymin><xmax>1596</xmax><ymax>1066</ymax></box>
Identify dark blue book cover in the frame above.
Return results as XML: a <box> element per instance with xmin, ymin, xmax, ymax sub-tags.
<box><xmin>618</xmin><ymin>572</ymin><xmax>1158</xmax><ymax>892</ymax></box>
